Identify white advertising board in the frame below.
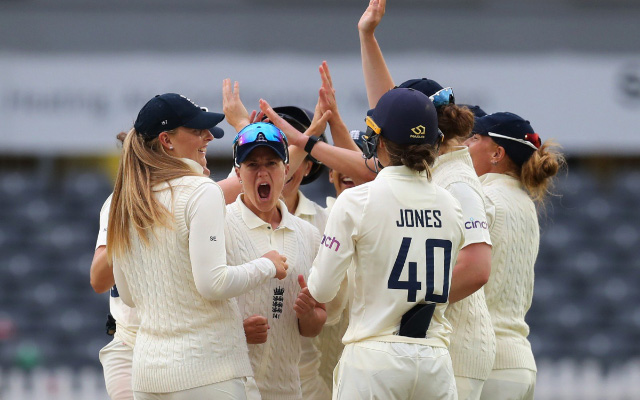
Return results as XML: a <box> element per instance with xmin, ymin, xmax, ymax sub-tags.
<box><xmin>0</xmin><ymin>52</ymin><xmax>638</xmax><ymax>156</ymax></box>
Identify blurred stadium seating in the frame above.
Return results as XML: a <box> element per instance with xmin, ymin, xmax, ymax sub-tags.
<box><xmin>0</xmin><ymin>159</ymin><xmax>638</xmax><ymax>373</ymax></box>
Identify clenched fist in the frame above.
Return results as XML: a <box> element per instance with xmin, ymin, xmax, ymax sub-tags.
<box><xmin>243</xmin><ymin>314</ymin><xmax>269</xmax><ymax>344</ymax></box>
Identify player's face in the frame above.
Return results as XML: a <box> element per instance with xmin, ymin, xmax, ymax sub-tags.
<box><xmin>329</xmin><ymin>169</ymin><xmax>355</xmax><ymax>196</ymax></box>
<box><xmin>168</xmin><ymin>127</ymin><xmax>213</xmax><ymax>170</ymax></box>
<box><xmin>282</xmin><ymin>159</ymin><xmax>313</xmax><ymax>200</ymax></box>
<box><xmin>238</xmin><ymin>147</ymin><xmax>288</xmax><ymax>215</ymax></box>
<box><xmin>464</xmin><ymin>133</ymin><xmax>498</xmax><ymax>177</ymax></box>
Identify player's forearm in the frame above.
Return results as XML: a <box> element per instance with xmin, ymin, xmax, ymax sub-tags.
<box><xmin>90</xmin><ymin>246</ymin><xmax>115</xmax><ymax>294</ymax></box>
<box><xmin>448</xmin><ymin>243</ymin><xmax>492</xmax><ymax>303</ymax></box>
<box><xmin>298</xmin><ymin>306</ymin><xmax>327</xmax><ymax>337</ymax></box>
<box><xmin>359</xmin><ymin>31</ymin><xmax>395</xmax><ymax>109</ymax></box>
<box><xmin>328</xmin><ymin>114</ymin><xmax>360</xmax><ymax>152</ymax></box>
<box><xmin>306</xmin><ymin>140</ymin><xmax>377</xmax><ymax>185</ymax></box>
<box><xmin>286</xmin><ymin>145</ymin><xmax>308</xmax><ymax>181</ymax></box>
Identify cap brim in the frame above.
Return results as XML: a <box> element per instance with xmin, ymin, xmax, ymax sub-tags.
<box><xmin>183</xmin><ymin>111</ymin><xmax>225</xmax><ymax>136</ymax></box>
<box><xmin>210</xmin><ymin>126</ymin><xmax>225</xmax><ymax>139</ymax></box>
<box><xmin>235</xmin><ymin>142</ymin><xmax>288</xmax><ymax>165</ymax></box>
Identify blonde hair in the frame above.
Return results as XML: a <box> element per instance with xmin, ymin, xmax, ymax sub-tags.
<box><xmin>107</xmin><ymin>129</ymin><xmax>200</xmax><ymax>260</ymax></box>
<box><xmin>515</xmin><ymin>140</ymin><xmax>566</xmax><ymax>204</ymax></box>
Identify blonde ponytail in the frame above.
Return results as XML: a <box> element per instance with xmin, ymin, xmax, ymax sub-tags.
<box><xmin>519</xmin><ymin>140</ymin><xmax>566</xmax><ymax>204</ymax></box>
<box><xmin>107</xmin><ymin>129</ymin><xmax>200</xmax><ymax>260</ymax></box>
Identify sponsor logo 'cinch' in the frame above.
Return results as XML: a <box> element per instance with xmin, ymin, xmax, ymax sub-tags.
<box><xmin>321</xmin><ymin>234</ymin><xmax>341</xmax><ymax>251</ymax></box>
<box><xmin>465</xmin><ymin>218</ymin><xmax>488</xmax><ymax>230</ymax></box>
<box><xmin>410</xmin><ymin>125</ymin><xmax>426</xmax><ymax>138</ymax></box>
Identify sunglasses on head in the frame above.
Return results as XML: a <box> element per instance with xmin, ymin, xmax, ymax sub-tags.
<box><xmin>429</xmin><ymin>87</ymin><xmax>455</xmax><ymax>108</ymax></box>
<box><xmin>232</xmin><ymin>123</ymin><xmax>289</xmax><ymax>166</ymax></box>
<box><xmin>233</xmin><ymin>123</ymin><xmax>287</xmax><ymax>146</ymax></box>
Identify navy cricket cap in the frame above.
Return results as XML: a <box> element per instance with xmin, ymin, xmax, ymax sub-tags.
<box><xmin>473</xmin><ymin>112</ymin><xmax>542</xmax><ymax>166</ymax></box>
<box><xmin>369</xmin><ymin>88</ymin><xmax>441</xmax><ymax>146</ymax></box>
<box><xmin>460</xmin><ymin>104</ymin><xmax>489</xmax><ymax>133</ymax></box>
<box><xmin>272</xmin><ymin>106</ymin><xmax>328</xmax><ymax>185</ymax></box>
<box><xmin>134</xmin><ymin>93</ymin><xmax>225</xmax><ymax>141</ymax></box>
<box><xmin>233</xmin><ymin>123</ymin><xmax>289</xmax><ymax>167</ymax></box>
<box><xmin>398</xmin><ymin>78</ymin><xmax>444</xmax><ymax>97</ymax></box>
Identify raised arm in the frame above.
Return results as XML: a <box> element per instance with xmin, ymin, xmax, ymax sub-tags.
<box><xmin>218</xmin><ymin>79</ymin><xmax>255</xmax><ymax>204</ymax></box>
<box><xmin>358</xmin><ymin>0</ymin><xmax>395</xmax><ymax>109</ymax></box>
<box><xmin>260</xmin><ymin>99</ymin><xmax>377</xmax><ymax>185</ymax></box>
<box><xmin>318</xmin><ymin>61</ymin><xmax>360</xmax><ymax>152</ymax></box>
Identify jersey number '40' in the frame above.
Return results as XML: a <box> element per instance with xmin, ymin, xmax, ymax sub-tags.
<box><xmin>387</xmin><ymin>237</ymin><xmax>452</xmax><ymax>303</ymax></box>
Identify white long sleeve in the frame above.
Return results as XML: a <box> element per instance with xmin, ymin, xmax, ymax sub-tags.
<box><xmin>187</xmin><ymin>183</ymin><xmax>276</xmax><ymax>301</ymax></box>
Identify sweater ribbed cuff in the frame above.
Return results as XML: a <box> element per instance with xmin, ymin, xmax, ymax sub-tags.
<box><xmin>493</xmin><ymin>338</ymin><xmax>537</xmax><ymax>371</ymax></box>
<box><xmin>133</xmin><ymin>352</ymin><xmax>253</xmax><ymax>393</ymax></box>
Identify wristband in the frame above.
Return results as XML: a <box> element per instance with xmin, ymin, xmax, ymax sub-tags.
<box><xmin>304</xmin><ymin>136</ymin><xmax>319</xmax><ymax>154</ymax></box>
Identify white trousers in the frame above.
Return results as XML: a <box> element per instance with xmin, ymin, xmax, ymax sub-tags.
<box><xmin>99</xmin><ymin>338</ymin><xmax>134</xmax><ymax>400</ymax></box>
<box><xmin>133</xmin><ymin>377</ymin><xmax>260</xmax><ymax>400</ymax></box>
<box><xmin>479</xmin><ymin>369</ymin><xmax>536</xmax><ymax>400</ymax></box>
<box><xmin>455</xmin><ymin>376</ymin><xmax>485</xmax><ymax>400</ymax></box>
<box><xmin>333</xmin><ymin>341</ymin><xmax>458</xmax><ymax>400</ymax></box>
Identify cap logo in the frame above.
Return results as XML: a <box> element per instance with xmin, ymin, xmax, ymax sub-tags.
<box><xmin>179</xmin><ymin>94</ymin><xmax>200</xmax><ymax>108</ymax></box>
<box><xmin>161</xmin><ymin>120</ymin><xmax>168</xmax><ymax>125</ymax></box>
<box><xmin>410</xmin><ymin>125</ymin><xmax>426</xmax><ymax>138</ymax></box>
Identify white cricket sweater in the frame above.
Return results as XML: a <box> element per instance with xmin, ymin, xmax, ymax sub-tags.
<box><xmin>432</xmin><ymin>148</ymin><xmax>497</xmax><ymax>380</ymax></box>
<box><xmin>112</xmin><ymin>159</ymin><xmax>276</xmax><ymax>393</ymax></box>
<box><xmin>480</xmin><ymin>173</ymin><xmax>538</xmax><ymax>372</ymax></box>
<box><xmin>225</xmin><ymin>196</ymin><xmax>321</xmax><ymax>400</ymax></box>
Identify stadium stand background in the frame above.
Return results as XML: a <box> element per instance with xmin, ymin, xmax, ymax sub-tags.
<box><xmin>1</xmin><ymin>0</ymin><xmax>640</xmax><ymax>398</ymax></box>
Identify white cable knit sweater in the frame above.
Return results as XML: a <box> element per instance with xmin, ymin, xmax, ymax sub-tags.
<box><xmin>480</xmin><ymin>173</ymin><xmax>538</xmax><ymax>372</ymax></box>
<box><xmin>432</xmin><ymin>148</ymin><xmax>497</xmax><ymax>380</ymax></box>
<box><xmin>113</xmin><ymin>162</ymin><xmax>275</xmax><ymax>393</ymax></box>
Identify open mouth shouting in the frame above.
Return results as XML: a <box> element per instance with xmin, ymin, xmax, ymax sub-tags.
<box><xmin>257</xmin><ymin>182</ymin><xmax>272</xmax><ymax>201</ymax></box>
<box><xmin>341</xmin><ymin>177</ymin><xmax>355</xmax><ymax>189</ymax></box>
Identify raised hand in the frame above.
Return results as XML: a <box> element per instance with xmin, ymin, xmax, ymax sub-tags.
<box><xmin>318</xmin><ymin>61</ymin><xmax>338</xmax><ymax>116</ymax></box>
<box><xmin>222</xmin><ymin>79</ymin><xmax>251</xmax><ymax>132</ymax></box>
<box><xmin>243</xmin><ymin>314</ymin><xmax>269</xmax><ymax>344</ymax></box>
<box><xmin>259</xmin><ymin>99</ymin><xmax>331</xmax><ymax>147</ymax></box>
<box><xmin>262</xmin><ymin>250</ymin><xmax>288</xmax><ymax>280</ymax></box>
<box><xmin>358</xmin><ymin>0</ymin><xmax>386</xmax><ymax>36</ymax></box>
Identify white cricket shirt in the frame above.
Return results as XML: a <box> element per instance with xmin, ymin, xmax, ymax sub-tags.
<box><xmin>307</xmin><ymin>165</ymin><xmax>465</xmax><ymax>349</ymax></box>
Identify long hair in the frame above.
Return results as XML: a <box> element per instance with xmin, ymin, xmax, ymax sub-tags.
<box><xmin>107</xmin><ymin>129</ymin><xmax>201</xmax><ymax>260</ymax></box>
<box><xmin>381</xmin><ymin>137</ymin><xmax>438</xmax><ymax>179</ymax></box>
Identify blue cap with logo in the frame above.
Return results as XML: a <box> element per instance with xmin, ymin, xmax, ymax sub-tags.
<box><xmin>473</xmin><ymin>112</ymin><xmax>542</xmax><ymax>166</ymax></box>
<box><xmin>233</xmin><ymin>122</ymin><xmax>289</xmax><ymax>167</ymax></box>
<box><xmin>367</xmin><ymin>88</ymin><xmax>441</xmax><ymax>146</ymax></box>
<box><xmin>134</xmin><ymin>93</ymin><xmax>225</xmax><ymax>141</ymax></box>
